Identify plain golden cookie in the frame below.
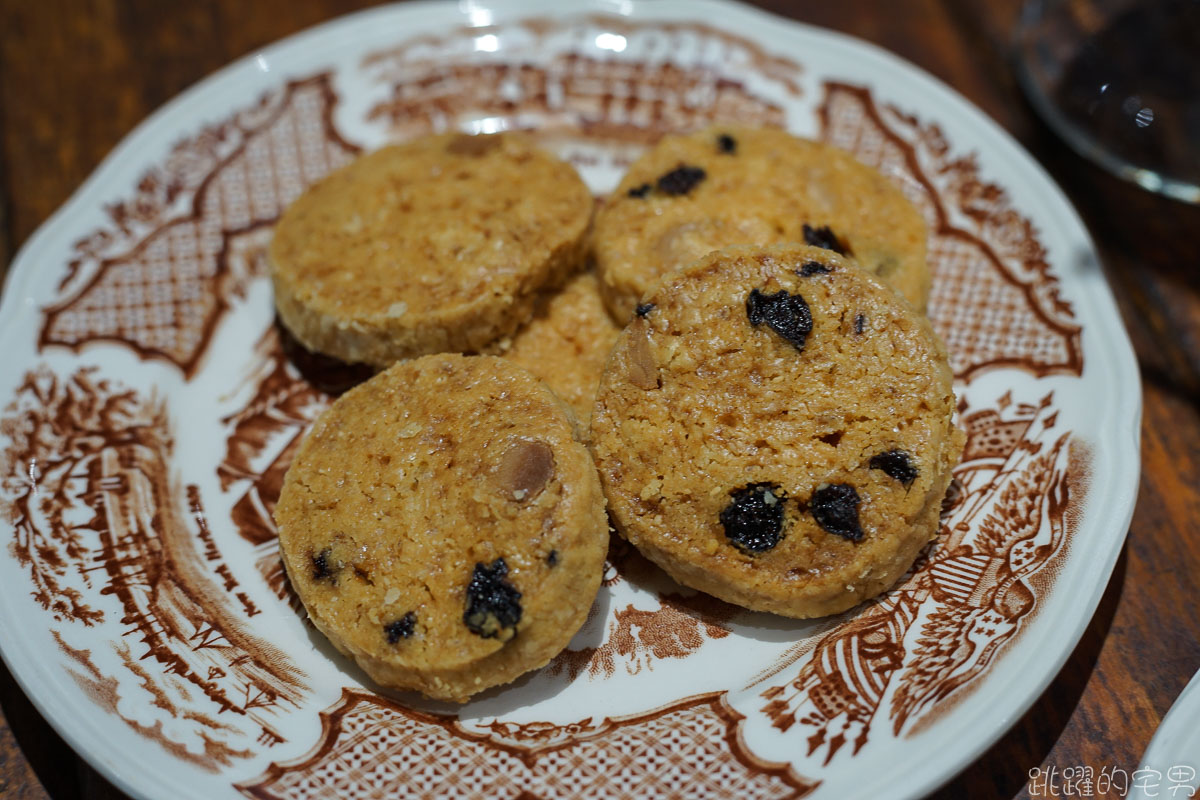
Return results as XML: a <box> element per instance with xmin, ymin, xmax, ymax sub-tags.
<box><xmin>592</xmin><ymin>126</ymin><xmax>929</xmax><ymax>321</ymax></box>
<box><xmin>275</xmin><ymin>354</ymin><xmax>608</xmax><ymax>702</ymax></box>
<box><xmin>590</xmin><ymin>244</ymin><xmax>963</xmax><ymax>619</ymax></box>
<box><xmin>271</xmin><ymin>132</ymin><xmax>593</xmax><ymax>367</ymax></box>
<box><xmin>498</xmin><ymin>271</ymin><xmax>621</xmax><ymax>425</ymax></box>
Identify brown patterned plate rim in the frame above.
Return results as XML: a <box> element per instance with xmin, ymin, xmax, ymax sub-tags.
<box><xmin>0</xmin><ymin>1</ymin><xmax>1141</xmax><ymax>799</ymax></box>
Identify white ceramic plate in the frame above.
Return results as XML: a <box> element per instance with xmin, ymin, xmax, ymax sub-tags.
<box><xmin>0</xmin><ymin>2</ymin><xmax>1140</xmax><ymax>798</ymax></box>
<box><xmin>1130</xmin><ymin>671</ymin><xmax>1200</xmax><ymax>800</ymax></box>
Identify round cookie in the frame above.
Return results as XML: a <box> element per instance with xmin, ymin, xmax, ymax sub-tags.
<box><xmin>592</xmin><ymin>126</ymin><xmax>929</xmax><ymax>322</ymax></box>
<box><xmin>590</xmin><ymin>244</ymin><xmax>963</xmax><ymax>619</ymax></box>
<box><xmin>499</xmin><ymin>271</ymin><xmax>621</xmax><ymax>426</ymax></box>
<box><xmin>271</xmin><ymin>132</ymin><xmax>593</xmax><ymax>367</ymax></box>
<box><xmin>276</xmin><ymin>354</ymin><xmax>608</xmax><ymax>702</ymax></box>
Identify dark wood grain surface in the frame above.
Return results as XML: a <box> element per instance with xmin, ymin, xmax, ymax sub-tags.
<box><xmin>2</xmin><ymin>1</ymin><xmax>1198</xmax><ymax>798</ymax></box>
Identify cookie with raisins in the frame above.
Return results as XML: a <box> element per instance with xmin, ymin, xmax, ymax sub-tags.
<box><xmin>276</xmin><ymin>354</ymin><xmax>607</xmax><ymax>702</ymax></box>
<box><xmin>590</xmin><ymin>244</ymin><xmax>963</xmax><ymax>618</ymax></box>
<box><xmin>271</xmin><ymin>132</ymin><xmax>593</xmax><ymax>368</ymax></box>
<box><xmin>591</xmin><ymin>126</ymin><xmax>930</xmax><ymax>322</ymax></box>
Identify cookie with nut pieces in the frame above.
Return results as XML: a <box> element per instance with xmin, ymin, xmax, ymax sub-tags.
<box><xmin>275</xmin><ymin>354</ymin><xmax>608</xmax><ymax>702</ymax></box>
<box><xmin>590</xmin><ymin>243</ymin><xmax>963</xmax><ymax>618</ymax></box>
<box><xmin>591</xmin><ymin>126</ymin><xmax>930</xmax><ymax>322</ymax></box>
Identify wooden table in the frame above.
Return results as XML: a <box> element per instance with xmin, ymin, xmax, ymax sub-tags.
<box><xmin>1</xmin><ymin>1</ymin><xmax>1197</xmax><ymax>797</ymax></box>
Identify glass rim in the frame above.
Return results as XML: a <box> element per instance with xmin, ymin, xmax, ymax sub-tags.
<box><xmin>1012</xmin><ymin>7</ymin><xmax>1200</xmax><ymax>206</ymax></box>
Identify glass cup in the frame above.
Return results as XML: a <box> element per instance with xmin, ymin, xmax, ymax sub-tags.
<box><xmin>1014</xmin><ymin>0</ymin><xmax>1200</xmax><ymax>204</ymax></box>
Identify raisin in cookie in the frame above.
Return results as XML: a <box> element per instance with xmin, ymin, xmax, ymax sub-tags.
<box><xmin>271</xmin><ymin>132</ymin><xmax>593</xmax><ymax>367</ymax></box>
<box><xmin>499</xmin><ymin>271</ymin><xmax>621</xmax><ymax>426</ymax></box>
<box><xmin>590</xmin><ymin>244</ymin><xmax>963</xmax><ymax>618</ymax></box>
<box><xmin>592</xmin><ymin>126</ymin><xmax>929</xmax><ymax>322</ymax></box>
<box><xmin>276</xmin><ymin>354</ymin><xmax>608</xmax><ymax>701</ymax></box>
